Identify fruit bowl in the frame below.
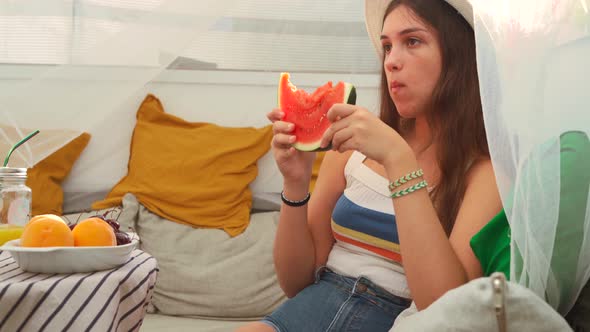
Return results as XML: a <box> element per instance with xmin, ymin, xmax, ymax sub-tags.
<box><xmin>1</xmin><ymin>234</ymin><xmax>139</xmax><ymax>273</ymax></box>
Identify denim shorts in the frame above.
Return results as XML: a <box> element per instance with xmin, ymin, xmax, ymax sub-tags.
<box><xmin>261</xmin><ymin>267</ymin><xmax>411</xmax><ymax>332</ymax></box>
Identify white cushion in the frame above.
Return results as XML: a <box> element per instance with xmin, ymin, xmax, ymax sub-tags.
<box><xmin>391</xmin><ymin>273</ymin><xmax>572</xmax><ymax>332</ymax></box>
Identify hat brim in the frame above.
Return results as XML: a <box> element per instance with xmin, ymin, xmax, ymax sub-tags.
<box><xmin>364</xmin><ymin>0</ymin><xmax>474</xmax><ymax>57</ymax></box>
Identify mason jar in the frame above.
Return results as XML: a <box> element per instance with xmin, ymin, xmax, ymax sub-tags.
<box><xmin>0</xmin><ymin>167</ymin><xmax>32</xmax><ymax>226</ymax></box>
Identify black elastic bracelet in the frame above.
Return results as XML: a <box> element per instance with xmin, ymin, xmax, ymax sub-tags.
<box><xmin>281</xmin><ymin>191</ymin><xmax>311</xmax><ymax>207</ymax></box>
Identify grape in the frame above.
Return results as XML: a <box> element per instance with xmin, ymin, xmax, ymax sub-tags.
<box><xmin>88</xmin><ymin>215</ymin><xmax>120</xmax><ymax>231</ymax></box>
<box><xmin>104</xmin><ymin>219</ymin><xmax>120</xmax><ymax>231</ymax></box>
<box><xmin>115</xmin><ymin>231</ymin><xmax>131</xmax><ymax>245</ymax></box>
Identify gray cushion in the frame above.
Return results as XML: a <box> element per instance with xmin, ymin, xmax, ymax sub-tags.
<box><xmin>118</xmin><ymin>194</ymin><xmax>286</xmax><ymax>319</ymax></box>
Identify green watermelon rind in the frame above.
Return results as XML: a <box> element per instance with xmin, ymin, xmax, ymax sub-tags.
<box><xmin>290</xmin><ymin>83</ymin><xmax>357</xmax><ymax>152</ymax></box>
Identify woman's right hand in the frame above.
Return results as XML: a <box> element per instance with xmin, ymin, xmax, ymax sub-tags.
<box><xmin>268</xmin><ymin>108</ymin><xmax>316</xmax><ymax>185</ymax></box>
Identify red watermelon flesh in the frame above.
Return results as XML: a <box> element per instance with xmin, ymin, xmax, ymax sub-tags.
<box><xmin>278</xmin><ymin>72</ymin><xmax>356</xmax><ymax>151</ymax></box>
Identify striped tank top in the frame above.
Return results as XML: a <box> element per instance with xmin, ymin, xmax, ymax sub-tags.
<box><xmin>325</xmin><ymin>151</ymin><xmax>411</xmax><ymax>299</ymax></box>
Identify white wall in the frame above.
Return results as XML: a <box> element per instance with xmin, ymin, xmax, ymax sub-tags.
<box><xmin>147</xmin><ymin>71</ymin><xmax>381</xmax><ymax>125</ymax></box>
<box><xmin>54</xmin><ymin>70</ymin><xmax>381</xmax><ymax>195</ymax></box>
<box><xmin>0</xmin><ymin>68</ymin><xmax>380</xmax><ymax>207</ymax></box>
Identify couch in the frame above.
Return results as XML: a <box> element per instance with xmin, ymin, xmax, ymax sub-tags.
<box><xmin>47</xmin><ymin>93</ymin><xmax>294</xmax><ymax>332</ymax></box>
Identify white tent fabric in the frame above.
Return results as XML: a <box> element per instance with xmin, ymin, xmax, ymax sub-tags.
<box><xmin>0</xmin><ymin>0</ymin><xmax>237</xmax><ymax>167</ymax></box>
<box><xmin>0</xmin><ymin>0</ymin><xmax>588</xmax><ymax>318</ymax></box>
<box><xmin>0</xmin><ymin>0</ymin><xmax>378</xmax><ymax>196</ymax></box>
<box><xmin>472</xmin><ymin>0</ymin><xmax>590</xmax><ymax>314</ymax></box>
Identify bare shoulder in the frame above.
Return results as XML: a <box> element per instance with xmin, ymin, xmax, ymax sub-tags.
<box><xmin>453</xmin><ymin>157</ymin><xmax>502</xmax><ymax>231</ymax></box>
<box><xmin>466</xmin><ymin>158</ymin><xmax>497</xmax><ymax>188</ymax></box>
<box><xmin>450</xmin><ymin>157</ymin><xmax>503</xmax><ymax>279</ymax></box>
<box><xmin>460</xmin><ymin>158</ymin><xmax>501</xmax><ymax>214</ymax></box>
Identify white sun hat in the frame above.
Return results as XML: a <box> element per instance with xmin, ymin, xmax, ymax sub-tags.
<box><xmin>364</xmin><ymin>0</ymin><xmax>474</xmax><ymax>57</ymax></box>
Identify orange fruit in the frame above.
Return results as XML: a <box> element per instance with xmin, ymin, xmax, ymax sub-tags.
<box><xmin>20</xmin><ymin>214</ymin><xmax>74</xmax><ymax>247</ymax></box>
<box><xmin>72</xmin><ymin>217</ymin><xmax>116</xmax><ymax>247</ymax></box>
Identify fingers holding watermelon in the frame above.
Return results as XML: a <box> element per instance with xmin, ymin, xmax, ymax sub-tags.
<box><xmin>268</xmin><ymin>109</ymin><xmax>298</xmax><ymax>147</ymax></box>
<box><xmin>269</xmin><ymin>115</ymin><xmax>296</xmax><ymax>150</ymax></box>
<box><xmin>267</xmin><ymin>108</ymin><xmax>285</xmax><ymax>123</ymax></box>
<box><xmin>268</xmin><ymin>108</ymin><xmax>316</xmax><ymax>183</ymax></box>
<box><xmin>330</xmin><ymin>127</ymin><xmax>356</xmax><ymax>153</ymax></box>
<box><xmin>326</xmin><ymin>103</ymin><xmax>358</xmax><ymax>122</ymax></box>
<box><xmin>271</xmin><ymin>138</ymin><xmax>316</xmax><ymax>184</ymax></box>
<box><xmin>319</xmin><ymin>103</ymin><xmax>354</xmax><ymax>150</ymax></box>
<box><xmin>272</xmin><ymin>133</ymin><xmax>296</xmax><ymax>150</ymax></box>
<box><xmin>321</xmin><ymin>104</ymin><xmax>411</xmax><ymax>166</ymax></box>
<box><xmin>272</xmin><ymin>121</ymin><xmax>294</xmax><ymax>135</ymax></box>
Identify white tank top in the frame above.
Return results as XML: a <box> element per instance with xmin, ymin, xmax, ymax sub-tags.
<box><xmin>326</xmin><ymin>151</ymin><xmax>411</xmax><ymax>299</ymax></box>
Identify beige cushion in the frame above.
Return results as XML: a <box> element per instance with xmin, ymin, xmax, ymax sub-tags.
<box><xmin>119</xmin><ymin>194</ymin><xmax>287</xmax><ymax>319</ymax></box>
<box><xmin>141</xmin><ymin>314</ymin><xmax>247</xmax><ymax>332</ymax></box>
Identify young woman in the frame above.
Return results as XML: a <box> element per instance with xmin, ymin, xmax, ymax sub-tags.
<box><xmin>237</xmin><ymin>0</ymin><xmax>502</xmax><ymax>331</ymax></box>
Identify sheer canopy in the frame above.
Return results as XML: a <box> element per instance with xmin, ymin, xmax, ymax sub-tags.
<box><xmin>1</xmin><ymin>0</ymin><xmax>588</xmax><ymax>316</ymax></box>
<box><xmin>472</xmin><ymin>0</ymin><xmax>590</xmax><ymax>314</ymax></box>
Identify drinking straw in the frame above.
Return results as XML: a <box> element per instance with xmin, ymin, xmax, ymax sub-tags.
<box><xmin>3</xmin><ymin>130</ymin><xmax>40</xmax><ymax>167</ymax></box>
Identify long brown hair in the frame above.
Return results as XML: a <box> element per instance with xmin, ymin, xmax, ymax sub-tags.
<box><xmin>379</xmin><ymin>0</ymin><xmax>489</xmax><ymax>235</ymax></box>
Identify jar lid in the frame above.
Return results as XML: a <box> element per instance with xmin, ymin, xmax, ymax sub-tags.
<box><xmin>0</xmin><ymin>167</ymin><xmax>27</xmax><ymax>178</ymax></box>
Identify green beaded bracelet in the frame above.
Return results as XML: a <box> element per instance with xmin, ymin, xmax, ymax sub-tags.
<box><xmin>388</xmin><ymin>169</ymin><xmax>424</xmax><ymax>191</ymax></box>
<box><xmin>390</xmin><ymin>180</ymin><xmax>428</xmax><ymax>198</ymax></box>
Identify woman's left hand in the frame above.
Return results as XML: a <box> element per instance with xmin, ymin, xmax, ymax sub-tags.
<box><xmin>319</xmin><ymin>104</ymin><xmax>412</xmax><ymax>166</ymax></box>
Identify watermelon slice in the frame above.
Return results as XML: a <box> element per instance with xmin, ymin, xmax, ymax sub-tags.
<box><xmin>278</xmin><ymin>72</ymin><xmax>356</xmax><ymax>152</ymax></box>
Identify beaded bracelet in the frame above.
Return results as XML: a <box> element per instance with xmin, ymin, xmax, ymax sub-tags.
<box><xmin>390</xmin><ymin>180</ymin><xmax>428</xmax><ymax>199</ymax></box>
<box><xmin>388</xmin><ymin>169</ymin><xmax>424</xmax><ymax>191</ymax></box>
<box><xmin>281</xmin><ymin>191</ymin><xmax>311</xmax><ymax>207</ymax></box>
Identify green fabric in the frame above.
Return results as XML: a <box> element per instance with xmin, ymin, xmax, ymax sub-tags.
<box><xmin>470</xmin><ymin>131</ymin><xmax>590</xmax><ymax>328</ymax></box>
<box><xmin>551</xmin><ymin>131</ymin><xmax>590</xmax><ymax>308</ymax></box>
<box><xmin>472</xmin><ymin>131</ymin><xmax>589</xmax><ymax>278</ymax></box>
<box><xmin>470</xmin><ymin>209</ymin><xmax>510</xmax><ymax>278</ymax></box>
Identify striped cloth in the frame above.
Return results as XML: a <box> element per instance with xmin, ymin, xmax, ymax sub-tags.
<box><xmin>0</xmin><ymin>249</ymin><xmax>157</xmax><ymax>332</ymax></box>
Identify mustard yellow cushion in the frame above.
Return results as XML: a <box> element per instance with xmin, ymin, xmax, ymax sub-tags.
<box><xmin>309</xmin><ymin>151</ymin><xmax>325</xmax><ymax>192</ymax></box>
<box><xmin>92</xmin><ymin>94</ymin><xmax>273</xmax><ymax>237</ymax></box>
<box><xmin>26</xmin><ymin>133</ymin><xmax>91</xmax><ymax>216</ymax></box>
